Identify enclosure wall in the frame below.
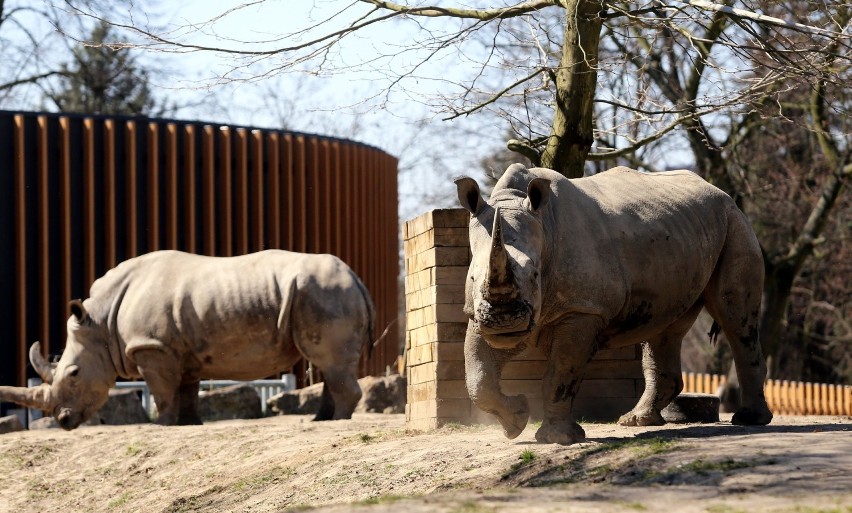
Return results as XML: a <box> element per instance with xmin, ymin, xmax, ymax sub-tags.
<box><xmin>0</xmin><ymin>110</ymin><xmax>399</xmax><ymax>393</ymax></box>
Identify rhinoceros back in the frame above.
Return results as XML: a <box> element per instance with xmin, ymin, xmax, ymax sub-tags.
<box><xmin>88</xmin><ymin>250</ymin><xmax>368</xmax><ymax>380</ymax></box>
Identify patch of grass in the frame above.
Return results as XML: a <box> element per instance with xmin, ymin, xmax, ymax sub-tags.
<box><xmin>502</xmin><ymin>449</ymin><xmax>538</xmax><ymax>480</ymax></box>
<box><xmin>450</xmin><ymin>501</ymin><xmax>496</xmax><ymax>513</ymax></box>
<box><xmin>109</xmin><ymin>491</ymin><xmax>132</xmax><ymax>509</ymax></box>
<box><xmin>705</xmin><ymin>505</ymin><xmax>748</xmax><ymax>513</ymax></box>
<box><xmin>358</xmin><ymin>433</ymin><xmax>375</xmax><ymax>443</ymax></box>
<box><xmin>617</xmin><ymin>502</ymin><xmax>647</xmax><ymax>511</ymax></box>
<box><xmin>232</xmin><ymin>466</ymin><xmax>295</xmax><ymax>491</ymax></box>
<box><xmin>583</xmin><ymin>436</ymin><xmax>678</xmax><ymax>458</ymax></box>
<box><xmin>125</xmin><ymin>444</ymin><xmax>143</xmax><ymax>457</ymax></box>
<box><xmin>678</xmin><ymin>458</ymin><xmax>753</xmax><ymax>475</ymax></box>
<box><xmin>356</xmin><ymin>494</ymin><xmax>409</xmax><ymax>506</ymax></box>
<box><xmin>790</xmin><ymin>507</ymin><xmax>852</xmax><ymax>513</ymax></box>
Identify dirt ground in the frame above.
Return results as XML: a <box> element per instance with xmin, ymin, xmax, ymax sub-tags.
<box><xmin>0</xmin><ymin>413</ymin><xmax>849</xmax><ymax>513</ymax></box>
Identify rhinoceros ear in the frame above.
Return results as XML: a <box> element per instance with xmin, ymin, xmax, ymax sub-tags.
<box><xmin>454</xmin><ymin>176</ymin><xmax>485</xmax><ymax>215</ymax></box>
<box><xmin>69</xmin><ymin>299</ymin><xmax>89</xmax><ymax>325</ymax></box>
<box><xmin>526</xmin><ymin>178</ymin><xmax>551</xmax><ymax>213</ymax></box>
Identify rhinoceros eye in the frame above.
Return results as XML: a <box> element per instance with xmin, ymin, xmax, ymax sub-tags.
<box><xmin>67</xmin><ymin>366</ymin><xmax>80</xmax><ymax>379</ymax></box>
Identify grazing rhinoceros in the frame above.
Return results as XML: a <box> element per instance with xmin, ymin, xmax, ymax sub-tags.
<box><xmin>455</xmin><ymin>164</ymin><xmax>772</xmax><ymax>445</ymax></box>
<box><xmin>0</xmin><ymin>250</ymin><xmax>373</xmax><ymax>430</ymax></box>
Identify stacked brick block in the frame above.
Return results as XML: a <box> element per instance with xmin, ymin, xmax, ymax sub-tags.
<box><xmin>403</xmin><ymin>208</ymin><xmax>643</xmax><ymax>430</ymax></box>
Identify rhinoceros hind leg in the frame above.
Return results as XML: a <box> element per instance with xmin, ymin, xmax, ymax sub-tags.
<box><xmin>535</xmin><ymin>420</ymin><xmax>586</xmax><ymax>445</ymax></box>
<box><xmin>731</xmin><ymin>406</ymin><xmax>772</xmax><ymax>426</ymax></box>
<box><xmin>313</xmin><ymin>382</ymin><xmax>336</xmax><ymax>421</ymax></box>
<box><xmin>703</xmin><ymin>213</ymin><xmax>772</xmax><ymax>427</ymax></box>
<box><xmin>312</xmin><ymin>365</ymin><xmax>362</xmax><ymax>421</ymax></box>
<box><xmin>618</xmin><ymin>309</ymin><xmax>697</xmax><ymax>427</ymax></box>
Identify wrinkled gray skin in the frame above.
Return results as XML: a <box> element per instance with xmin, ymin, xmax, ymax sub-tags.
<box><xmin>0</xmin><ymin>250</ymin><xmax>372</xmax><ymax>430</ymax></box>
<box><xmin>456</xmin><ymin>164</ymin><xmax>772</xmax><ymax>445</ymax></box>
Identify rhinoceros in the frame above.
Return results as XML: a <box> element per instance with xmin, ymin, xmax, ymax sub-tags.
<box><xmin>455</xmin><ymin>164</ymin><xmax>772</xmax><ymax>445</ymax></box>
<box><xmin>0</xmin><ymin>250</ymin><xmax>374</xmax><ymax>430</ymax></box>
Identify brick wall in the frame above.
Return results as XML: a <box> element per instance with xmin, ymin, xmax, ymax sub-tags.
<box><xmin>403</xmin><ymin>208</ymin><xmax>643</xmax><ymax>430</ymax></box>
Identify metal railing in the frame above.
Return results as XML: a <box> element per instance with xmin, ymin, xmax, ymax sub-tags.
<box><xmin>114</xmin><ymin>376</ymin><xmax>297</xmax><ymax>416</ymax></box>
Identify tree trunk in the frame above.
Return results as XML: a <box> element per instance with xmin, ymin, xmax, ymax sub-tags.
<box><xmin>759</xmin><ymin>261</ymin><xmax>797</xmax><ymax>377</ymax></box>
<box><xmin>539</xmin><ymin>0</ymin><xmax>605</xmax><ymax>178</ymax></box>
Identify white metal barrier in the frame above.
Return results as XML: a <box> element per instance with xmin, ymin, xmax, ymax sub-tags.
<box><xmin>23</xmin><ymin>375</ymin><xmax>297</xmax><ymax>425</ymax></box>
<box><xmin>113</xmin><ymin>375</ymin><xmax>297</xmax><ymax>415</ymax></box>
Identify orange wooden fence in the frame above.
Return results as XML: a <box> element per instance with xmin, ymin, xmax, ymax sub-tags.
<box><xmin>682</xmin><ymin>372</ymin><xmax>852</xmax><ymax>416</ymax></box>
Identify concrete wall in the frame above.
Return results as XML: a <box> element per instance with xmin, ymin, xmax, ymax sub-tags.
<box><xmin>403</xmin><ymin>208</ymin><xmax>643</xmax><ymax>431</ymax></box>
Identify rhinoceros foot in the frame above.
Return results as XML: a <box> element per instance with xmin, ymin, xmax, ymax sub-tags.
<box><xmin>534</xmin><ymin>420</ymin><xmax>586</xmax><ymax>445</ymax></box>
<box><xmin>496</xmin><ymin>394</ymin><xmax>530</xmax><ymax>439</ymax></box>
<box><xmin>732</xmin><ymin>405</ymin><xmax>772</xmax><ymax>426</ymax></box>
<box><xmin>617</xmin><ymin>409</ymin><xmax>666</xmax><ymax>427</ymax></box>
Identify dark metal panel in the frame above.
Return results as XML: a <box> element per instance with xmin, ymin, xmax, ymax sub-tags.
<box><xmin>202</xmin><ymin>126</ymin><xmax>216</xmax><ymax>256</ymax></box>
<box><xmin>165</xmin><ymin>123</ymin><xmax>179</xmax><ymax>250</ymax></box>
<box><xmin>266</xmin><ymin>133</ymin><xmax>280</xmax><ymax>250</ymax></box>
<box><xmin>146</xmin><ymin>123</ymin><xmax>160</xmax><ymax>253</ymax></box>
<box><xmin>124</xmin><ymin>121</ymin><xmax>138</xmax><ymax>259</ymax></box>
<box><xmin>13</xmin><ymin>115</ymin><xmax>27</xmax><ymax>385</ymax></box>
<box><xmin>103</xmin><ymin>120</ymin><xmax>117</xmax><ymax>270</ymax></box>
<box><xmin>234</xmin><ymin>128</ymin><xmax>249</xmax><ymax>255</ymax></box>
<box><xmin>36</xmin><ymin>117</ymin><xmax>50</xmax><ymax>357</ymax></box>
<box><xmin>183</xmin><ymin>125</ymin><xmax>197</xmax><ymax>254</ymax></box>
<box><xmin>218</xmin><ymin>127</ymin><xmax>232</xmax><ymax>256</ymax></box>
<box><xmin>251</xmin><ymin>130</ymin><xmax>264</xmax><ymax>252</ymax></box>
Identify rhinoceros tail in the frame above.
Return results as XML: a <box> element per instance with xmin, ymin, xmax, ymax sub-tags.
<box><xmin>352</xmin><ymin>272</ymin><xmax>376</xmax><ymax>360</ymax></box>
<box><xmin>708</xmin><ymin>321</ymin><xmax>722</xmax><ymax>345</ymax></box>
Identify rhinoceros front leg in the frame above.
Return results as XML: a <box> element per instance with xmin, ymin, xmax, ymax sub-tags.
<box><xmin>132</xmin><ymin>345</ymin><xmax>182</xmax><ymax>426</ymax></box>
<box><xmin>535</xmin><ymin>316</ymin><xmax>602</xmax><ymax>445</ymax></box>
<box><xmin>177</xmin><ymin>380</ymin><xmax>203</xmax><ymax>425</ymax></box>
<box><xmin>464</xmin><ymin>322</ymin><xmax>529</xmax><ymax>439</ymax></box>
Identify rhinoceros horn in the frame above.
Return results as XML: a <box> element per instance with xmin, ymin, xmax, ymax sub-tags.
<box><xmin>29</xmin><ymin>341</ymin><xmax>55</xmax><ymax>385</ymax></box>
<box><xmin>0</xmin><ymin>383</ymin><xmax>53</xmax><ymax>411</ymax></box>
<box><xmin>485</xmin><ymin>207</ymin><xmax>516</xmax><ymax>297</ymax></box>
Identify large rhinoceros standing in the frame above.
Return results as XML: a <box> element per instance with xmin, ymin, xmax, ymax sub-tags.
<box><xmin>0</xmin><ymin>250</ymin><xmax>374</xmax><ymax>430</ymax></box>
<box><xmin>455</xmin><ymin>164</ymin><xmax>772</xmax><ymax>445</ymax></box>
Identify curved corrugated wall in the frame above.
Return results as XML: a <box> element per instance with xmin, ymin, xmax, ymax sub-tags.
<box><xmin>0</xmin><ymin>110</ymin><xmax>399</xmax><ymax>390</ymax></box>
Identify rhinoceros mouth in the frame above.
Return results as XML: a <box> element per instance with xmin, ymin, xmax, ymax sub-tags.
<box><xmin>474</xmin><ymin>299</ymin><xmax>533</xmax><ymax>336</ymax></box>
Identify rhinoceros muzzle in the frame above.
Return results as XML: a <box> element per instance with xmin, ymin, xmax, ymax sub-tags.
<box><xmin>56</xmin><ymin>407</ymin><xmax>81</xmax><ymax>431</ymax></box>
<box><xmin>475</xmin><ymin>299</ymin><xmax>534</xmax><ymax>338</ymax></box>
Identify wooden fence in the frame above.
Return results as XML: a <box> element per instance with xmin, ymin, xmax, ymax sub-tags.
<box><xmin>682</xmin><ymin>372</ymin><xmax>852</xmax><ymax>416</ymax></box>
<box><xmin>0</xmin><ymin>110</ymin><xmax>399</xmax><ymax>392</ymax></box>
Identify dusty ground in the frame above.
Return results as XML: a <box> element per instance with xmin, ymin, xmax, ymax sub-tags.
<box><xmin>0</xmin><ymin>413</ymin><xmax>849</xmax><ymax>513</ymax></box>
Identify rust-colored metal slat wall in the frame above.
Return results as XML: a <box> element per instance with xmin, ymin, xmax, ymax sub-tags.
<box><xmin>0</xmin><ymin>110</ymin><xmax>399</xmax><ymax>392</ymax></box>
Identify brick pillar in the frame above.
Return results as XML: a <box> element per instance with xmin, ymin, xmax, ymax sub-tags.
<box><xmin>403</xmin><ymin>208</ymin><xmax>642</xmax><ymax>430</ymax></box>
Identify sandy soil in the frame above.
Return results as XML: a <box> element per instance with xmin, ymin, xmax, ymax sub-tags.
<box><xmin>0</xmin><ymin>413</ymin><xmax>849</xmax><ymax>513</ymax></box>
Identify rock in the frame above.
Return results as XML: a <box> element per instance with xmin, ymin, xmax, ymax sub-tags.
<box><xmin>267</xmin><ymin>375</ymin><xmax>407</xmax><ymax>415</ymax></box>
<box><xmin>662</xmin><ymin>393</ymin><xmax>720</xmax><ymax>423</ymax></box>
<box><xmin>98</xmin><ymin>389</ymin><xmax>150</xmax><ymax>425</ymax></box>
<box><xmin>355</xmin><ymin>375</ymin><xmax>406</xmax><ymax>414</ymax></box>
<box><xmin>0</xmin><ymin>415</ymin><xmax>25</xmax><ymax>435</ymax></box>
<box><xmin>198</xmin><ymin>385</ymin><xmax>262</xmax><ymax>422</ymax></box>
<box><xmin>267</xmin><ymin>382</ymin><xmax>324</xmax><ymax>415</ymax></box>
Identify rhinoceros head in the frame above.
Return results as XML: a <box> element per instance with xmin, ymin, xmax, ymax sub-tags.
<box><xmin>0</xmin><ymin>300</ymin><xmax>115</xmax><ymax>430</ymax></box>
<box><xmin>455</xmin><ymin>172</ymin><xmax>551</xmax><ymax>349</ymax></box>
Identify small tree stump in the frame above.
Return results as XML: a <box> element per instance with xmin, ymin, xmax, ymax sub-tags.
<box><xmin>661</xmin><ymin>393</ymin><xmax>720</xmax><ymax>423</ymax></box>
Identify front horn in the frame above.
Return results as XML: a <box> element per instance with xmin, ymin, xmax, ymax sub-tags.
<box><xmin>29</xmin><ymin>342</ymin><xmax>55</xmax><ymax>385</ymax></box>
<box><xmin>0</xmin><ymin>383</ymin><xmax>53</xmax><ymax>411</ymax></box>
<box><xmin>485</xmin><ymin>206</ymin><xmax>515</xmax><ymax>296</ymax></box>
